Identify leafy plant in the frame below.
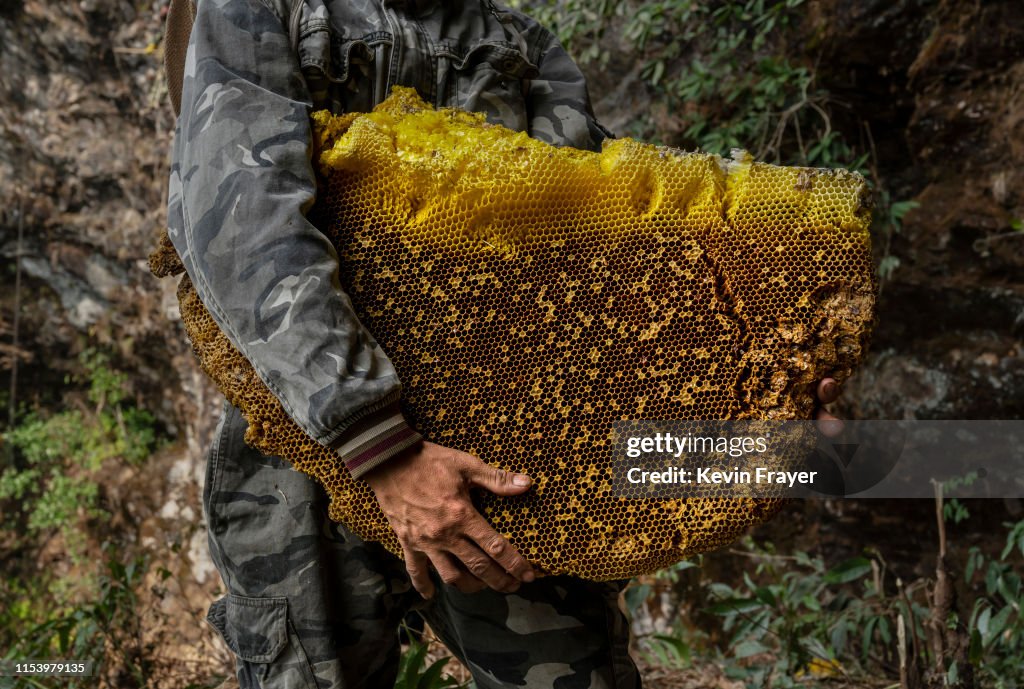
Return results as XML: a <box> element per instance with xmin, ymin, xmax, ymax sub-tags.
<box><xmin>874</xmin><ymin>189</ymin><xmax>919</xmax><ymax>285</ymax></box>
<box><xmin>0</xmin><ymin>348</ymin><xmax>160</xmax><ymax>555</ymax></box>
<box><xmin>521</xmin><ymin>0</ymin><xmax>855</xmax><ymax>164</ymax></box>
<box><xmin>961</xmin><ymin>522</ymin><xmax>1024</xmax><ymax>687</ymax></box>
<box><xmin>1</xmin><ymin>548</ymin><xmax>153</xmax><ymax>689</ymax></box>
<box><xmin>520</xmin><ymin>0</ymin><xmax>917</xmax><ymax>289</ymax></box>
<box><xmin>627</xmin><ymin>541</ymin><xmax>900</xmax><ymax>686</ymax></box>
<box><xmin>0</xmin><ymin>346</ymin><xmax>167</xmax><ymax>687</ymax></box>
<box><xmin>624</xmin><ymin>509</ymin><xmax>1024</xmax><ymax>688</ymax></box>
<box><xmin>701</xmin><ymin>549</ymin><xmax>881</xmax><ymax>684</ymax></box>
<box><xmin>394</xmin><ymin>628</ymin><xmax>465</xmax><ymax>689</ymax></box>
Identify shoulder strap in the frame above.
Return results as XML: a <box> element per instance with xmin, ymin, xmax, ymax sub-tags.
<box><xmin>163</xmin><ymin>0</ymin><xmax>301</xmax><ymax>117</ymax></box>
<box><xmin>164</xmin><ymin>0</ymin><xmax>197</xmax><ymax>117</ymax></box>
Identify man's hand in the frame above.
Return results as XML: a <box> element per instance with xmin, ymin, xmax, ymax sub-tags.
<box><xmin>814</xmin><ymin>377</ymin><xmax>843</xmax><ymax>436</ymax></box>
<box><xmin>363</xmin><ymin>440</ymin><xmax>536</xmax><ymax>599</ymax></box>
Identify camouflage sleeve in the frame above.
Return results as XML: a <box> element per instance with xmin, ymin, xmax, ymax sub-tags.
<box><xmin>167</xmin><ymin>0</ymin><xmax>421</xmax><ymax>478</ymax></box>
<box><xmin>525</xmin><ymin>30</ymin><xmax>614</xmax><ymax>152</ymax></box>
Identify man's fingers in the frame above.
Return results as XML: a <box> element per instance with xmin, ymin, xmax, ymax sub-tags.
<box><xmin>431</xmin><ymin>552</ymin><xmax>487</xmax><ymax>594</ymax></box>
<box><xmin>450</xmin><ymin>539</ymin><xmax>520</xmax><ymax>593</ymax></box>
<box><xmin>816</xmin><ymin>377</ymin><xmax>840</xmax><ymax>405</ymax></box>
<box><xmin>815</xmin><ymin>408</ymin><xmax>844</xmax><ymax>438</ymax></box>
<box><xmin>404</xmin><ymin>548</ymin><xmax>435</xmax><ymax>600</ymax></box>
<box><xmin>815</xmin><ymin>377</ymin><xmax>843</xmax><ymax>437</ymax></box>
<box><xmin>464</xmin><ymin>518</ymin><xmax>535</xmax><ymax>583</ymax></box>
<box><xmin>458</xmin><ymin>456</ymin><xmax>536</xmax><ymax>584</ymax></box>
<box><xmin>462</xmin><ymin>456</ymin><xmax>532</xmax><ymax>497</ymax></box>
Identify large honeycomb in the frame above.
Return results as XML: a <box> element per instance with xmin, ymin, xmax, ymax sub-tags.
<box><xmin>156</xmin><ymin>87</ymin><xmax>875</xmax><ymax>580</ymax></box>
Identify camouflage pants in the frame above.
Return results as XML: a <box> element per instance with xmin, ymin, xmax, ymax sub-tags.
<box><xmin>203</xmin><ymin>402</ymin><xmax>642</xmax><ymax>689</ymax></box>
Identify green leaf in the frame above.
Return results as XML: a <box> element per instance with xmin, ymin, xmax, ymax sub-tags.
<box><xmin>861</xmin><ymin>617</ymin><xmax>878</xmax><ymax>660</ymax></box>
<box><xmin>416</xmin><ymin>657</ymin><xmax>453</xmax><ymax>689</ymax></box>
<box><xmin>889</xmin><ymin>200</ymin><xmax>920</xmax><ymax>222</ymax></box>
<box><xmin>878</xmin><ymin>255</ymin><xmax>901</xmax><ymax>280</ymax></box>
<box><xmin>1001</xmin><ymin>520</ymin><xmax>1024</xmax><ymax>560</ymax></box>
<box><xmin>966</xmin><ymin>547</ymin><xmax>983</xmax><ymax>582</ymax></box>
<box><xmin>623</xmin><ymin>584</ymin><xmax>651</xmax><ymax>615</ymax></box>
<box><xmin>734</xmin><ymin>639</ymin><xmax>769</xmax><ymax>659</ymax></box>
<box><xmin>985</xmin><ymin>562</ymin><xmax>1000</xmax><ymax>595</ymax></box>
<box><xmin>878</xmin><ymin>616</ymin><xmax>892</xmax><ymax>645</ymax></box>
<box><xmin>985</xmin><ymin>606</ymin><xmax>1012</xmax><ymax>646</ymax></box>
<box><xmin>802</xmin><ymin>594</ymin><xmax>821</xmax><ymax>612</ymax></box>
<box><xmin>650</xmin><ymin>60</ymin><xmax>665</xmax><ymax>86</ymax></box>
<box><xmin>969</xmin><ymin>628</ymin><xmax>983</xmax><ymax>665</ymax></box>
<box><xmin>830</xmin><ymin>622</ymin><xmax>848</xmax><ymax>655</ymax></box>
<box><xmin>408</xmin><ymin>641</ymin><xmax>429</xmax><ymax>671</ymax></box>
<box><xmin>706</xmin><ymin>597</ymin><xmax>763</xmax><ymax>615</ymax></box>
<box><xmin>754</xmin><ymin>586</ymin><xmax>777</xmax><ymax>606</ymax></box>
<box><xmin>997</xmin><ymin>574</ymin><xmax>1021</xmax><ymax>605</ymax></box>
<box><xmin>395</xmin><ymin>644</ymin><xmax>415</xmax><ymax>689</ymax></box>
<box><xmin>977</xmin><ymin>606</ymin><xmax>992</xmax><ymax>638</ymax></box>
<box><xmin>652</xmin><ymin>634</ymin><xmax>691</xmax><ymax>666</ymax></box>
<box><xmin>824</xmin><ymin>557</ymin><xmax>872</xmax><ymax>584</ymax></box>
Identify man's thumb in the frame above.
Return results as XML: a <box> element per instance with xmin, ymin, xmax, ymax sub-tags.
<box><xmin>466</xmin><ymin>459</ymin><xmax>531</xmax><ymax>496</ymax></box>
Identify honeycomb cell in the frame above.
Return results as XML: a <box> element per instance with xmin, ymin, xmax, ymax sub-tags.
<box><xmin>156</xmin><ymin>87</ymin><xmax>876</xmax><ymax>581</ymax></box>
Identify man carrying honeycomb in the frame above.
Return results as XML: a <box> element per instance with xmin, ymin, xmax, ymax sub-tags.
<box><xmin>167</xmin><ymin>0</ymin><xmax>842</xmax><ymax>686</ymax></box>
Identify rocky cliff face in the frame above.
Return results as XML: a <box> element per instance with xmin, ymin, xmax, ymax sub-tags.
<box><xmin>0</xmin><ymin>0</ymin><xmax>223</xmax><ymax>440</ymax></box>
<box><xmin>808</xmin><ymin>0</ymin><xmax>1024</xmax><ymax>420</ymax></box>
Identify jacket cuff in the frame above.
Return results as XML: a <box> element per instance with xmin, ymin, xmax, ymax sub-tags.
<box><xmin>334</xmin><ymin>403</ymin><xmax>423</xmax><ymax>479</ymax></box>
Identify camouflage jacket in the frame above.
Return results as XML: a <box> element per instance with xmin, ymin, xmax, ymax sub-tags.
<box><xmin>167</xmin><ymin>0</ymin><xmax>611</xmax><ymax>478</ymax></box>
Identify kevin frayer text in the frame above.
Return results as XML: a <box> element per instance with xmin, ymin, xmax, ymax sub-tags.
<box><xmin>626</xmin><ymin>466</ymin><xmax>818</xmax><ymax>488</ymax></box>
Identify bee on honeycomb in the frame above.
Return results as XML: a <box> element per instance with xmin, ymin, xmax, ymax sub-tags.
<box><xmin>155</xmin><ymin>87</ymin><xmax>875</xmax><ymax>581</ymax></box>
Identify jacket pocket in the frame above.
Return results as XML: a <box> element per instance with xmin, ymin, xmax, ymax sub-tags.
<box><xmin>328</xmin><ymin>32</ymin><xmax>393</xmax><ymax>113</ymax></box>
<box><xmin>208</xmin><ymin>594</ymin><xmax>289</xmax><ymax>663</ymax></box>
<box><xmin>440</xmin><ymin>41</ymin><xmax>539</xmax><ymax>131</ymax></box>
<box><xmin>207</xmin><ymin>594</ymin><xmax>318</xmax><ymax>688</ymax></box>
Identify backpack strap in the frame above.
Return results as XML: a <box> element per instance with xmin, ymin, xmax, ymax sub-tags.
<box><xmin>164</xmin><ymin>0</ymin><xmax>197</xmax><ymax>117</ymax></box>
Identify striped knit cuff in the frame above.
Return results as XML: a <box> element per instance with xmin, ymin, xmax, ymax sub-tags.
<box><xmin>335</xmin><ymin>403</ymin><xmax>423</xmax><ymax>480</ymax></box>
